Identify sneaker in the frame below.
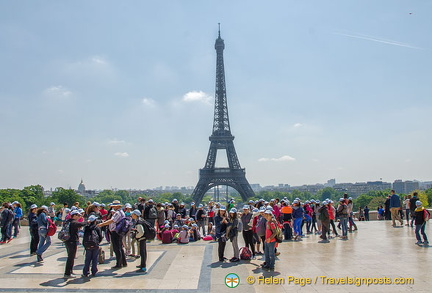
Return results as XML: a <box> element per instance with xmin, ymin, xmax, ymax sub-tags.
<box><xmin>275</xmin><ymin>252</ymin><xmax>280</xmax><ymax>256</ymax></box>
<box><xmin>230</xmin><ymin>257</ymin><xmax>240</xmax><ymax>262</ymax></box>
<box><xmin>318</xmin><ymin>239</ymin><xmax>330</xmax><ymax>243</ymax></box>
<box><xmin>256</xmin><ymin>251</ymin><xmax>263</xmax><ymax>255</ymax></box>
<box><xmin>64</xmin><ymin>274</ymin><xmax>77</xmax><ymax>279</ymax></box>
<box><xmin>37</xmin><ymin>255</ymin><xmax>43</xmax><ymax>262</ymax></box>
<box><xmin>424</xmin><ymin>241</ymin><xmax>429</xmax><ymax>245</ymax></box>
<box><xmin>136</xmin><ymin>267</ymin><xmax>147</xmax><ymax>273</ymax></box>
<box><xmin>415</xmin><ymin>241</ymin><xmax>423</xmax><ymax>245</ymax></box>
<box><xmin>81</xmin><ymin>274</ymin><xmax>89</xmax><ymax>278</ymax></box>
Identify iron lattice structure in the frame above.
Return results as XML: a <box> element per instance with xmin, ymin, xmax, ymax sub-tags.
<box><xmin>191</xmin><ymin>28</ymin><xmax>255</xmax><ymax>204</ymax></box>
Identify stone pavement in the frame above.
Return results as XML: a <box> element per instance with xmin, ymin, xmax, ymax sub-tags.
<box><xmin>0</xmin><ymin>221</ymin><xmax>430</xmax><ymax>293</ymax></box>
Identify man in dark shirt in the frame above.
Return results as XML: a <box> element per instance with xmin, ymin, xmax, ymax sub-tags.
<box><xmin>409</xmin><ymin>192</ymin><xmax>419</xmax><ymax>227</ymax></box>
<box><xmin>64</xmin><ymin>210</ymin><xmax>87</xmax><ymax>278</ymax></box>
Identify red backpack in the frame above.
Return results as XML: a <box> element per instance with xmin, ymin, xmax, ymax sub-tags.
<box><xmin>240</xmin><ymin>247</ymin><xmax>252</xmax><ymax>260</ymax></box>
<box><xmin>424</xmin><ymin>209</ymin><xmax>431</xmax><ymax>222</ymax></box>
<box><xmin>46</xmin><ymin>217</ymin><xmax>57</xmax><ymax>236</ymax></box>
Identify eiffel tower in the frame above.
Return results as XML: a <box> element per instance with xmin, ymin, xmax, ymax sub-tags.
<box><xmin>191</xmin><ymin>26</ymin><xmax>255</xmax><ymax>204</ymax></box>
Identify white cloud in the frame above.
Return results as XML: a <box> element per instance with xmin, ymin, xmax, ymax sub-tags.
<box><xmin>293</xmin><ymin>123</ymin><xmax>303</xmax><ymax>128</ymax></box>
<box><xmin>142</xmin><ymin>98</ymin><xmax>156</xmax><ymax>108</ymax></box>
<box><xmin>114</xmin><ymin>152</ymin><xmax>129</xmax><ymax>158</ymax></box>
<box><xmin>91</xmin><ymin>56</ymin><xmax>108</xmax><ymax>65</ymax></box>
<box><xmin>182</xmin><ymin>91</ymin><xmax>212</xmax><ymax>105</ymax></box>
<box><xmin>108</xmin><ymin>138</ymin><xmax>126</xmax><ymax>145</ymax></box>
<box><xmin>258</xmin><ymin>155</ymin><xmax>296</xmax><ymax>162</ymax></box>
<box><xmin>43</xmin><ymin>85</ymin><xmax>72</xmax><ymax>99</ymax></box>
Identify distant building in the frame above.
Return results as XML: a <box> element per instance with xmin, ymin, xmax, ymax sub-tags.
<box><xmin>78</xmin><ymin>179</ymin><xmax>86</xmax><ymax>194</ymax></box>
<box><xmin>325</xmin><ymin>179</ymin><xmax>336</xmax><ymax>187</ymax></box>
<box><xmin>334</xmin><ymin>181</ymin><xmax>391</xmax><ymax>198</ymax></box>
<box><xmin>393</xmin><ymin>180</ymin><xmax>420</xmax><ymax>194</ymax></box>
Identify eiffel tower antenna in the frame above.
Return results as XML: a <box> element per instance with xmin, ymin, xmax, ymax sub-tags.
<box><xmin>191</xmin><ymin>26</ymin><xmax>255</xmax><ymax>204</ymax></box>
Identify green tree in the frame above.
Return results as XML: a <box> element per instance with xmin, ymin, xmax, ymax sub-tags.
<box><xmin>367</xmin><ymin>196</ymin><xmax>386</xmax><ymax>210</ymax></box>
<box><xmin>354</xmin><ymin>194</ymin><xmax>373</xmax><ymax>209</ymax></box>
<box><xmin>51</xmin><ymin>187</ymin><xmax>84</xmax><ymax>207</ymax></box>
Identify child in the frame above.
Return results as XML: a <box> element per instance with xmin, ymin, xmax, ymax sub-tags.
<box><xmin>82</xmin><ymin>215</ymin><xmax>102</xmax><ymax>277</ymax></box>
<box><xmin>178</xmin><ymin>225</ymin><xmax>189</xmax><ymax>244</ymax></box>
<box><xmin>189</xmin><ymin>223</ymin><xmax>201</xmax><ymax>242</ymax></box>
<box><xmin>161</xmin><ymin>224</ymin><xmax>173</xmax><ymax>244</ymax></box>
<box><xmin>414</xmin><ymin>201</ymin><xmax>429</xmax><ymax>246</ymax></box>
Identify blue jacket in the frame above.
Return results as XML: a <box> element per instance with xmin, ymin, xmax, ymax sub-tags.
<box><xmin>14</xmin><ymin>207</ymin><xmax>23</xmax><ymax>219</ymax></box>
<box><xmin>390</xmin><ymin>194</ymin><xmax>401</xmax><ymax>208</ymax></box>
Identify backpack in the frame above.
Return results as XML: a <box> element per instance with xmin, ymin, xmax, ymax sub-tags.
<box><xmin>115</xmin><ymin>217</ymin><xmax>133</xmax><ymax>236</ymax></box>
<box><xmin>83</xmin><ymin>226</ymin><xmax>100</xmax><ymax>249</ymax></box>
<box><xmin>424</xmin><ymin>209</ymin><xmax>430</xmax><ymax>222</ymax></box>
<box><xmin>58</xmin><ymin>221</ymin><xmax>71</xmax><ymax>242</ymax></box>
<box><xmin>274</xmin><ymin>222</ymin><xmax>283</xmax><ymax>243</ymax></box>
<box><xmin>98</xmin><ymin>247</ymin><xmax>105</xmax><ymax>264</ymax></box>
<box><xmin>142</xmin><ymin>220</ymin><xmax>156</xmax><ymax>240</ymax></box>
<box><xmin>149</xmin><ymin>207</ymin><xmax>158</xmax><ymax>219</ymax></box>
<box><xmin>46</xmin><ymin>217</ymin><xmax>57</xmax><ymax>236</ymax></box>
<box><xmin>240</xmin><ymin>247</ymin><xmax>252</xmax><ymax>260</ymax></box>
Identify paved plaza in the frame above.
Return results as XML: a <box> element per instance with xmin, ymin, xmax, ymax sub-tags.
<box><xmin>0</xmin><ymin>221</ymin><xmax>430</xmax><ymax>293</ymax></box>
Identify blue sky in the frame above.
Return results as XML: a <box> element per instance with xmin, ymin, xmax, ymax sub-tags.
<box><xmin>1</xmin><ymin>1</ymin><xmax>431</xmax><ymax>190</ymax></box>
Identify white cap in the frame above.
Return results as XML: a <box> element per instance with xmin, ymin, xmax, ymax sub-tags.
<box><xmin>229</xmin><ymin>208</ymin><xmax>237</xmax><ymax>213</ymax></box>
<box><xmin>243</xmin><ymin>205</ymin><xmax>249</xmax><ymax>210</ymax></box>
<box><xmin>88</xmin><ymin>215</ymin><xmax>97</xmax><ymax>222</ymax></box>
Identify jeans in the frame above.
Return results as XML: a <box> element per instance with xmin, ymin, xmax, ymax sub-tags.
<box><xmin>340</xmin><ymin>217</ymin><xmax>348</xmax><ymax>237</ymax></box>
<box><xmin>294</xmin><ymin>218</ymin><xmax>302</xmax><ymax>236</ymax></box>
<box><xmin>329</xmin><ymin>220</ymin><xmax>338</xmax><ymax>236</ymax></box>
<box><xmin>36</xmin><ymin>228</ymin><xmax>51</xmax><ymax>256</ymax></box>
<box><xmin>1</xmin><ymin>224</ymin><xmax>11</xmax><ymax>242</ymax></box>
<box><xmin>231</xmin><ymin>235</ymin><xmax>239</xmax><ymax>259</ymax></box>
<box><xmin>65</xmin><ymin>241</ymin><xmax>78</xmax><ymax>276</ymax></box>
<box><xmin>264</xmin><ymin>241</ymin><xmax>276</xmax><ymax>269</ymax></box>
<box><xmin>415</xmin><ymin>224</ymin><xmax>428</xmax><ymax>242</ymax></box>
<box><xmin>197</xmin><ymin>220</ymin><xmax>206</xmax><ymax>236</ymax></box>
<box><xmin>83</xmin><ymin>248</ymin><xmax>99</xmax><ymax>276</ymax></box>
<box><xmin>12</xmin><ymin>218</ymin><xmax>20</xmax><ymax>237</ymax></box>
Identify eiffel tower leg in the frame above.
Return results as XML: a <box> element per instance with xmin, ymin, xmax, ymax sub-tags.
<box><xmin>191</xmin><ymin>178</ymin><xmax>210</xmax><ymax>204</ymax></box>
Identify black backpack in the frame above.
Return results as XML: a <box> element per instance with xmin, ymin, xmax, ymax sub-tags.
<box><xmin>83</xmin><ymin>226</ymin><xmax>100</xmax><ymax>249</ymax></box>
<box><xmin>142</xmin><ymin>220</ymin><xmax>156</xmax><ymax>240</ymax></box>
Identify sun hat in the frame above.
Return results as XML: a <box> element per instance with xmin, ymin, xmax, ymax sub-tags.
<box><xmin>111</xmin><ymin>200</ymin><xmax>122</xmax><ymax>206</ymax></box>
<box><xmin>30</xmin><ymin>204</ymin><xmax>38</xmax><ymax>209</ymax></box>
<box><xmin>229</xmin><ymin>208</ymin><xmax>237</xmax><ymax>214</ymax></box>
<box><xmin>88</xmin><ymin>215</ymin><xmax>97</xmax><ymax>222</ymax></box>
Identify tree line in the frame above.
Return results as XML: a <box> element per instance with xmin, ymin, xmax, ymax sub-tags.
<box><xmin>1</xmin><ymin>185</ymin><xmax>431</xmax><ymax>213</ymax></box>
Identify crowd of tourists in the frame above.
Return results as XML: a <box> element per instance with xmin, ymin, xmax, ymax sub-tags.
<box><xmin>0</xmin><ymin>190</ymin><xmax>429</xmax><ymax>277</ymax></box>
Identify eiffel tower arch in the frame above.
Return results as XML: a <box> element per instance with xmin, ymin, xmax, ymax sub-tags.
<box><xmin>191</xmin><ymin>26</ymin><xmax>255</xmax><ymax>204</ymax></box>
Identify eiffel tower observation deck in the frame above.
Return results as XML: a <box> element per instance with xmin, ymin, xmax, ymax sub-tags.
<box><xmin>191</xmin><ymin>26</ymin><xmax>255</xmax><ymax>204</ymax></box>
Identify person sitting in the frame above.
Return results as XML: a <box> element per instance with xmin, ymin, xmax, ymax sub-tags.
<box><xmin>178</xmin><ymin>225</ymin><xmax>189</xmax><ymax>244</ymax></box>
<box><xmin>161</xmin><ymin>224</ymin><xmax>173</xmax><ymax>244</ymax></box>
<box><xmin>189</xmin><ymin>224</ymin><xmax>201</xmax><ymax>242</ymax></box>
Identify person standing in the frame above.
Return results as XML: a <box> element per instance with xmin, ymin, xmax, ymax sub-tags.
<box><xmin>131</xmin><ymin>210</ymin><xmax>148</xmax><ymax>273</ymax></box>
<box><xmin>1</xmin><ymin>203</ymin><xmax>14</xmax><ymax>244</ymax></box>
<box><xmin>28</xmin><ymin>204</ymin><xmax>39</xmax><ymax>255</ymax></box>
<box><xmin>226</xmin><ymin>208</ymin><xmax>240</xmax><ymax>262</ymax></box>
<box><xmin>409</xmin><ymin>192</ymin><xmax>419</xmax><ymax>227</ymax></box>
<box><xmin>414</xmin><ymin>201</ymin><xmax>429</xmax><ymax>245</ymax></box>
<box><xmin>196</xmin><ymin>204</ymin><xmax>207</xmax><ymax>236</ymax></box>
<box><xmin>82</xmin><ymin>215</ymin><xmax>102</xmax><ymax>277</ymax></box>
<box><xmin>241</xmin><ymin>205</ymin><xmax>256</xmax><ymax>258</ymax></box>
<box><xmin>36</xmin><ymin>206</ymin><xmax>51</xmax><ymax>262</ymax></box>
<box><xmin>12</xmin><ymin>201</ymin><xmax>23</xmax><ymax>238</ymax></box>
<box><xmin>215</xmin><ymin>206</ymin><xmax>228</xmax><ymax>262</ymax></box>
<box><xmin>98</xmin><ymin>200</ymin><xmax>127</xmax><ymax>269</ymax></box>
<box><xmin>337</xmin><ymin>199</ymin><xmax>349</xmax><ymax>240</ymax></box>
<box><xmin>318</xmin><ymin>201</ymin><xmax>330</xmax><ymax>243</ymax></box>
<box><xmin>364</xmin><ymin>206</ymin><xmax>370</xmax><ymax>221</ymax></box>
<box><xmin>389</xmin><ymin>190</ymin><xmax>403</xmax><ymax>227</ymax></box>
<box><xmin>63</xmin><ymin>210</ymin><xmax>87</xmax><ymax>278</ymax></box>
<box><xmin>262</xmin><ymin>210</ymin><xmax>277</xmax><ymax>271</ymax></box>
